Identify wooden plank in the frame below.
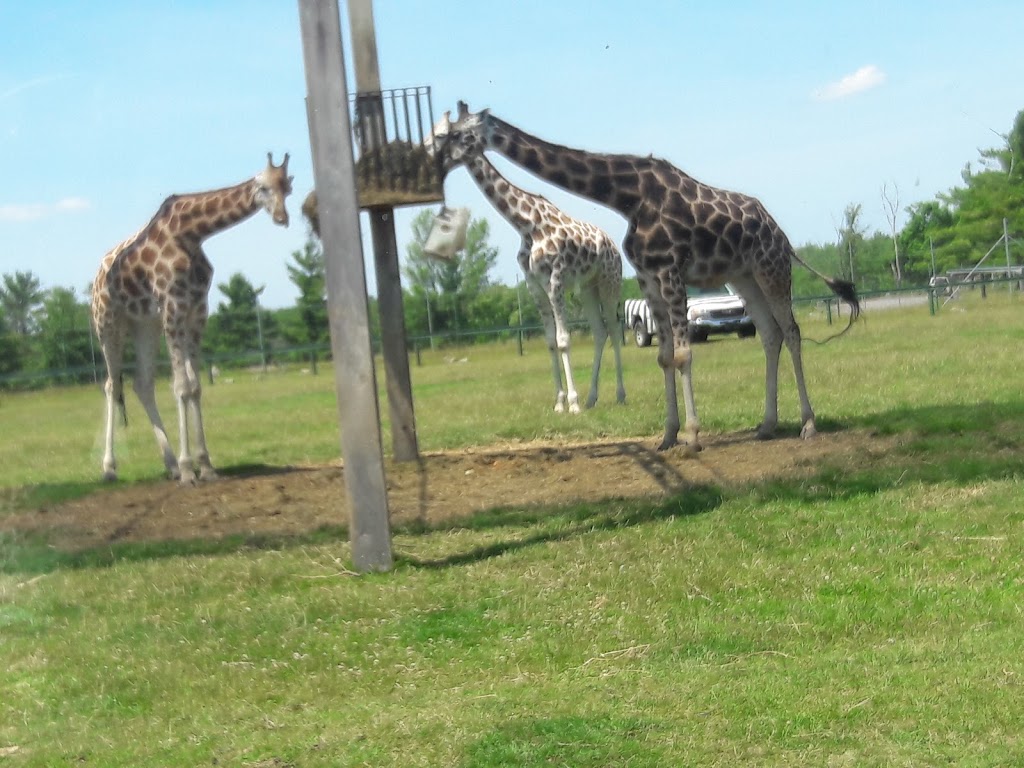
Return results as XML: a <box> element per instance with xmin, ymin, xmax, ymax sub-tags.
<box><xmin>297</xmin><ymin>0</ymin><xmax>392</xmax><ymax>572</ymax></box>
<box><xmin>347</xmin><ymin>0</ymin><xmax>420</xmax><ymax>463</ymax></box>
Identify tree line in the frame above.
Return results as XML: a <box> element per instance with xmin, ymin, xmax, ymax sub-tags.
<box><xmin>792</xmin><ymin>109</ymin><xmax>1024</xmax><ymax>294</ymax></box>
<box><xmin>4</xmin><ymin>108</ymin><xmax>1021</xmax><ymax>388</ymax></box>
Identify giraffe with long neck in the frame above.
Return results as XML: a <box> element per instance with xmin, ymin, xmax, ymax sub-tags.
<box><xmin>433</xmin><ymin>113</ymin><xmax>625</xmax><ymax>413</ymax></box>
<box><xmin>437</xmin><ymin>102</ymin><xmax>859</xmax><ymax>451</ymax></box>
<box><xmin>91</xmin><ymin>153</ymin><xmax>293</xmax><ymax>483</ymax></box>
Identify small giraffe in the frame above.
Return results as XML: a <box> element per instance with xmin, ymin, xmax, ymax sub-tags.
<box><xmin>91</xmin><ymin>153</ymin><xmax>293</xmax><ymax>483</ymax></box>
<box><xmin>437</xmin><ymin>102</ymin><xmax>859</xmax><ymax>451</ymax></box>
<box><xmin>431</xmin><ymin>112</ymin><xmax>625</xmax><ymax>413</ymax></box>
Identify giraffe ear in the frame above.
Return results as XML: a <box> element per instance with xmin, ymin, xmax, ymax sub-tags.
<box><xmin>457</xmin><ymin>101</ymin><xmax>469</xmax><ymax>120</ymax></box>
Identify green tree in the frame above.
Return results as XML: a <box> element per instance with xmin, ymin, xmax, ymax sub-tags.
<box><xmin>0</xmin><ymin>304</ymin><xmax>23</xmax><ymax>378</ymax></box>
<box><xmin>285</xmin><ymin>236</ymin><xmax>328</xmax><ymax>347</ymax></box>
<box><xmin>0</xmin><ymin>271</ymin><xmax>44</xmax><ymax>336</ymax></box>
<box><xmin>836</xmin><ymin>203</ymin><xmax>865</xmax><ymax>285</ymax></box>
<box><xmin>899</xmin><ymin>200</ymin><xmax>956</xmax><ymax>277</ymax></box>
<box><xmin>403</xmin><ymin>209</ymin><xmax>499</xmax><ymax>337</ymax></box>
<box><xmin>899</xmin><ymin>108</ymin><xmax>1024</xmax><ymax>273</ymax></box>
<box><xmin>36</xmin><ymin>286</ymin><xmax>95</xmax><ymax>380</ymax></box>
<box><xmin>205</xmin><ymin>273</ymin><xmax>271</xmax><ymax>360</ymax></box>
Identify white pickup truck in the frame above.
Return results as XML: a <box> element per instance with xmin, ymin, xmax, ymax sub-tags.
<box><xmin>624</xmin><ymin>284</ymin><xmax>756</xmax><ymax>347</ymax></box>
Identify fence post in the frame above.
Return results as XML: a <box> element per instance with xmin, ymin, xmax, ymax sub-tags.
<box><xmin>517</xmin><ymin>327</ymin><xmax>524</xmax><ymax>356</ymax></box>
<box><xmin>824</xmin><ymin>298</ymin><xmax>833</xmax><ymax>326</ymax></box>
<box><xmin>415</xmin><ymin>341</ymin><xmax>421</xmax><ymax>367</ymax></box>
<box><xmin>928</xmin><ymin>288</ymin><xmax>936</xmax><ymax>316</ymax></box>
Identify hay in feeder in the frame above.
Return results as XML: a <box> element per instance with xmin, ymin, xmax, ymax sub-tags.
<box><xmin>302</xmin><ymin>143</ymin><xmax>443</xmax><ymax>234</ymax></box>
<box><xmin>354</xmin><ymin>141</ymin><xmax>442</xmax><ymax>207</ymax></box>
<box><xmin>301</xmin><ymin>190</ymin><xmax>320</xmax><ymax>236</ymax></box>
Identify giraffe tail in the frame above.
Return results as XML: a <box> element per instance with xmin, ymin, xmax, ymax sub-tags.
<box><xmin>823</xmin><ymin>277</ymin><xmax>861</xmax><ymax>321</ymax></box>
<box><xmin>117</xmin><ymin>373</ymin><xmax>128</xmax><ymax>427</ymax></box>
<box><xmin>791</xmin><ymin>248</ymin><xmax>861</xmax><ymax>322</ymax></box>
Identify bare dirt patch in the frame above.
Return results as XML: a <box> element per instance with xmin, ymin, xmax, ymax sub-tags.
<box><xmin>4</xmin><ymin>430</ymin><xmax>886</xmax><ymax>552</ymax></box>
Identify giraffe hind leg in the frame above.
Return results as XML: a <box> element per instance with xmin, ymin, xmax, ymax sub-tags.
<box><xmin>98</xmin><ymin>326</ymin><xmax>124</xmax><ymax>482</ymax></box>
<box><xmin>731</xmin><ymin>277</ymin><xmax>784</xmax><ymax>439</ymax></box>
<box><xmin>579</xmin><ymin>287</ymin><xmax>607</xmax><ymax>409</ymax></box>
<box><xmin>132</xmin><ymin>320</ymin><xmax>180</xmax><ymax>479</ymax></box>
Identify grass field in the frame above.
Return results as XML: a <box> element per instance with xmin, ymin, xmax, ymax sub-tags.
<box><xmin>2</xmin><ymin>292</ymin><xmax>1024</xmax><ymax>765</ymax></box>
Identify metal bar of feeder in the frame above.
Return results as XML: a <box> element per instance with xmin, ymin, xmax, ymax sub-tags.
<box><xmin>400</xmin><ymin>88</ymin><xmax>413</xmax><ymax>144</ymax></box>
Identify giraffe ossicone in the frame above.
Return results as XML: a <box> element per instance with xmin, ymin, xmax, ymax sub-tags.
<box><xmin>439</xmin><ymin>101</ymin><xmax>859</xmax><ymax>449</ymax></box>
<box><xmin>91</xmin><ymin>153</ymin><xmax>293</xmax><ymax>484</ymax></box>
<box><xmin>428</xmin><ymin>113</ymin><xmax>626</xmax><ymax>414</ymax></box>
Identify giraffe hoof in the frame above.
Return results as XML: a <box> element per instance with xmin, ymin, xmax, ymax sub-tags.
<box><xmin>800</xmin><ymin>421</ymin><xmax>818</xmax><ymax>440</ymax></box>
<box><xmin>199</xmin><ymin>467</ymin><xmax>219</xmax><ymax>482</ymax></box>
<box><xmin>568</xmin><ymin>403</ymin><xmax>581</xmax><ymax>415</ymax></box>
<box><xmin>102</xmin><ymin>470</ymin><xmax>118</xmax><ymax>483</ymax></box>
<box><xmin>657</xmin><ymin>436</ymin><xmax>678</xmax><ymax>452</ymax></box>
<box><xmin>680</xmin><ymin>442</ymin><xmax>702</xmax><ymax>458</ymax></box>
<box><xmin>756</xmin><ymin>424</ymin><xmax>777</xmax><ymax>440</ymax></box>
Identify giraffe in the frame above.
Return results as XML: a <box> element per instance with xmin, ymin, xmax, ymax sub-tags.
<box><xmin>91</xmin><ymin>153</ymin><xmax>293</xmax><ymax>483</ymax></box>
<box><xmin>436</xmin><ymin>102</ymin><xmax>860</xmax><ymax>451</ymax></box>
<box><xmin>430</xmin><ymin>112</ymin><xmax>625</xmax><ymax>414</ymax></box>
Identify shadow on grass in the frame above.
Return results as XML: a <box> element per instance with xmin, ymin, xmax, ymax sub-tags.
<box><xmin>0</xmin><ymin>464</ymin><xmax>307</xmax><ymax>517</ymax></box>
<box><xmin>751</xmin><ymin>399</ymin><xmax>1024</xmax><ymax>506</ymax></box>
<box><xmin>0</xmin><ymin>524</ymin><xmax>349</xmax><ymax>576</ymax></box>
<box><xmin>395</xmin><ymin>484</ymin><xmax>724</xmax><ymax>570</ymax></box>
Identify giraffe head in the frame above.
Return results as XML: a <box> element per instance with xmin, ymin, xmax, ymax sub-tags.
<box><xmin>254</xmin><ymin>152</ymin><xmax>294</xmax><ymax>226</ymax></box>
<box><xmin>425</xmin><ymin>102</ymin><xmax>492</xmax><ymax>175</ymax></box>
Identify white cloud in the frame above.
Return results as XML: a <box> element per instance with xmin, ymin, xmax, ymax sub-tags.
<box><xmin>55</xmin><ymin>197</ymin><xmax>91</xmax><ymax>212</ymax></box>
<box><xmin>813</xmin><ymin>65</ymin><xmax>887</xmax><ymax>101</ymax></box>
<box><xmin>0</xmin><ymin>73</ymin><xmax>74</xmax><ymax>103</ymax></box>
<box><xmin>0</xmin><ymin>198</ymin><xmax>91</xmax><ymax>222</ymax></box>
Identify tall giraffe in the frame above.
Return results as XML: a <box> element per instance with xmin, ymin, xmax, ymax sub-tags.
<box><xmin>437</xmin><ymin>102</ymin><xmax>859</xmax><ymax>451</ymax></box>
<box><xmin>91</xmin><ymin>153</ymin><xmax>293</xmax><ymax>483</ymax></box>
<box><xmin>431</xmin><ymin>112</ymin><xmax>625</xmax><ymax>414</ymax></box>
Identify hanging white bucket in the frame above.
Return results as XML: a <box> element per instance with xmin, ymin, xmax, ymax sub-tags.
<box><xmin>423</xmin><ymin>206</ymin><xmax>470</xmax><ymax>261</ymax></box>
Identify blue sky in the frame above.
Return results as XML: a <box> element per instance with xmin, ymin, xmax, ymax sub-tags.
<box><xmin>3</xmin><ymin>2</ymin><xmax>1023</xmax><ymax>309</ymax></box>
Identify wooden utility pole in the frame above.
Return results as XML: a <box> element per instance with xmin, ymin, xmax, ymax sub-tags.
<box><xmin>348</xmin><ymin>0</ymin><xmax>420</xmax><ymax>462</ymax></box>
<box><xmin>298</xmin><ymin>0</ymin><xmax>392</xmax><ymax>572</ymax></box>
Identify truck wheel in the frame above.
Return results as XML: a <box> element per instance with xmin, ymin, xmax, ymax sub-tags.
<box><xmin>633</xmin><ymin>320</ymin><xmax>652</xmax><ymax>348</ymax></box>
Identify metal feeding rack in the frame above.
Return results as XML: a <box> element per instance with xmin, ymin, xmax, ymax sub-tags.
<box><xmin>351</xmin><ymin>85</ymin><xmax>444</xmax><ymax>209</ymax></box>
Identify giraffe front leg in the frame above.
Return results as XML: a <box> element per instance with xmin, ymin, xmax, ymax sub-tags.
<box><xmin>656</xmin><ymin>363</ymin><xmax>680</xmax><ymax>451</ymax></box>
<box><xmin>549</xmin><ymin>278</ymin><xmax>581</xmax><ymax>415</ymax></box>
<box><xmin>530</xmin><ymin>283</ymin><xmax>568</xmax><ymax>413</ymax></box>
<box><xmin>184</xmin><ymin>356</ymin><xmax>217</xmax><ymax>481</ymax></box>
<box><xmin>754</xmin><ymin>320</ymin><xmax>784</xmax><ymax>440</ymax></box>
<box><xmin>169</xmin><ymin>351</ymin><xmax>197</xmax><ymax>485</ymax></box>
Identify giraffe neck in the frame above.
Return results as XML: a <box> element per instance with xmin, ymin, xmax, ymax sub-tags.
<box><xmin>463</xmin><ymin>154</ymin><xmax>541</xmax><ymax>233</ymax></box>
<box><xmin>485</xmin><ymin>115</ymin><xmax>645</xmax><ymax>216</ymax></box>
<box><xmin>161</xmin><ymin>178</ymin><xmax>262</xmax><ymax>244</ymax></box>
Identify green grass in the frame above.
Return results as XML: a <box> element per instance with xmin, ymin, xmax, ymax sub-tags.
<box><xmin>3</xmin><ymin>292</ymin><xmax>1024</xmax><ymax>765</ymax></box>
